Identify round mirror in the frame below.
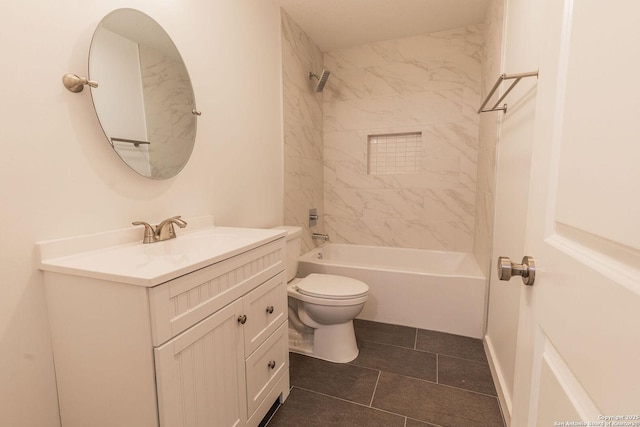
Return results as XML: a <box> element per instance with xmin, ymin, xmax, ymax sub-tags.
<box><xmin>89</xmin><ymin>9</ymin><xmax>198</xmax><ymax>179</ymax></box>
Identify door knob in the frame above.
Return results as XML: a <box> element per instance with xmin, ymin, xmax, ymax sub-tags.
<box><xmin>497</xmin><ymin>256</ymin><xmax>536</xmax><ymax>286</ymax></box>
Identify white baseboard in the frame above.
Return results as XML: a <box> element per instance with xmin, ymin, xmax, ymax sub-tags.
<box><xmin>484</xmin><ymin>334</ymin><xmax>513</xmax><ymax>426</ymax></box>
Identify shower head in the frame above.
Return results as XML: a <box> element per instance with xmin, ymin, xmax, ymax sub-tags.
<box><xmin>309</xmin><ymin>69</ymin><xmax>331</xmax><ymax>92</ymax></box>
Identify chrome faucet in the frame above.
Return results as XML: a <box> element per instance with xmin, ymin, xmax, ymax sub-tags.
<box><xmin>312</xmin><ymin>233</ymin><xmax>330</xmax><ymax>242</ymax></box>
<box><xmin>132</xmin><ymin>216</ymin><xmax>188</xmax><ymax>244</ymax></box>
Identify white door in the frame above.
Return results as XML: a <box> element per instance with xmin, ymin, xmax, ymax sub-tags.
<box><xmin>507</xmin><ymin>0</ymin><xmax>640</xmax><ymax>424</ymax></box>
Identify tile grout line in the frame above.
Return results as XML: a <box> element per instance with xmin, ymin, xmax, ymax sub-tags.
<box><xmin>369</xmin><ymin>366</ymin><xmax>500</xmax><ymax>399</ymax></box>
<box><xmin>369</xmin><ymin>370</ymin><xmax>382</xmax><ymax>407</ymax></box>
<box><xmin>351</xmin><ymin>340</ymin><xmax>495</xmax><ymax>395</ymax></box>
<box><xmin>291</xmin><ymin>385</ymin><xmax>410</xmax><ymax>420</ymax></box>
<box><xmin>357</xmin><ymin>337</ymin><xmax>434</xmax><ymax>354</ymax></box>
<box><xmin>359</xmin><ymin>335</ymin><xmax>488</xmax><ymax>365</ymax></box>
<box><xmin>432</xmin><ymin>380</ymin><xmax>501</xmax><ymax>399</ymax></box>
<box><xmin>438</xmin><ymin>352</ymin><xmax>490</xmax><ymax>365</ymax></box>
<box><xmin>282</xmin><ymin>383</ymin><xmax>498</xmax><ymax>427</ymax></box>
<box><xmin>408</xmin><ymin>417</ymin><xmax>446</xmax><ymax>427</ymax></box>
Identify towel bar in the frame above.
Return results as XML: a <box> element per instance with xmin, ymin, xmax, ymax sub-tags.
<box><xmin>477</xmin><ymin>71</ymin><xmax>539</xmax><ymax>114</ymax></box>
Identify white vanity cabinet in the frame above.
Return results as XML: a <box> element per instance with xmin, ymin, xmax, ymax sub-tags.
<box><xmin>153</xmin><ymin>269</ymin><xmax>289</xmax><ymax>427</ymax></box>
<box><xmin>39</xmin><ymin>225</ymin><xmax>289</xmax><ymax>427</ymax></box>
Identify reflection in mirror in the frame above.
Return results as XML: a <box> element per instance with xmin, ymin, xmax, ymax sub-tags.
<box><xmin>89</xmin><ymin>9</ymin><xmax>197</xmax><ymax>179</ymax></box>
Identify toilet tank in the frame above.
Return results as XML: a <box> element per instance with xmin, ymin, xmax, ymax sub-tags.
<box><xmin>272</xmin><ymin>226</ymin><xmax>302</xmax><ymax>282</ymax></box>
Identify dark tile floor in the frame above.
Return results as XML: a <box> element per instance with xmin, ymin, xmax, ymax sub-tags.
<box><xmin>263</xmin><ymin>319</ymin><xmax>505</xmax><ymax>427</ymax></box>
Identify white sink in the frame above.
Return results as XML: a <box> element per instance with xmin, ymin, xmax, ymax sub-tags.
<box><xmin>142</xmin><ymin>232</ymin><xmax>241</xmax><ymax>257</ymax></box>
<box><xmin>37</xmin><ymin>221</ymin><xmax>286</xmax><ymax>287</ymax></box>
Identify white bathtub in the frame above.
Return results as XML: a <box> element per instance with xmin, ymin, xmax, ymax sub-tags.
<box><xmin>297</xmin><ymin>243</ymin><xmax>487</xmax><ymax>338</ymax></box>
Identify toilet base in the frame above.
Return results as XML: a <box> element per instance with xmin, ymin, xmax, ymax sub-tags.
<box><xmin>288</xmin><ymin>328</ymin><xmax>313</xmax><ymax>355</ymax></box>
<box><xmin>288</xmin><ymin>320</ymin><xmax>359</xmax><ymax>363</ymax></box>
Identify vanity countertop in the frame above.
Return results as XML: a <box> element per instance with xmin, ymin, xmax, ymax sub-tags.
<box><xmin>37</xmin><ymin>217</ymin><xmax>285</xmax><ymax>287</ymax></box>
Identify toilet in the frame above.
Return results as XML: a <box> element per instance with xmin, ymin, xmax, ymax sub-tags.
<box><xmin>275</xmin><ymin>226</ymin><xmax>369</xmax><ymax>363</ymax></box>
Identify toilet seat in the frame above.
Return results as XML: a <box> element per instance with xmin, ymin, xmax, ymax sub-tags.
<box><xmin>296</xmin><ymin>274</ymin><xmax>369</xmax><ymax>300</ymax></box>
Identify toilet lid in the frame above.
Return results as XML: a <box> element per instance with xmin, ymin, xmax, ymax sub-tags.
<box><xmin>296</xmin><ymin>274</ymin><xmax>369</xmax><ymax>299</ymax></box>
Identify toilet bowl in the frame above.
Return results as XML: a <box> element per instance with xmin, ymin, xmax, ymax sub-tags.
<box><xmin>274</xmin><ymin>226</ymin><xmax>369</xmax><ymax>363</ymax></box>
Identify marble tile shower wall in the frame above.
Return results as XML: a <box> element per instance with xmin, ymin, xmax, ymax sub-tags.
<box><xmin>322</xmin><ymin>26</ymin><xmax>483</xmax><ymax>251</ymax></box>
<box><xmin>281</xmin><ymin>11</ymin><xmax>325</xmax><ymax>253</ymax></box>
<box><xmin>474</xmin><ymin>0</ymin><xmax>504</xmax><ymax>276</ymax></box>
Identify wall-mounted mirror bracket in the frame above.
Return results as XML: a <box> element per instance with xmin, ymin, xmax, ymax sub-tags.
<box><xmin>62</xmin><ymin>73</ymin><xmax>99</xmax><ymax>93</ymax></box>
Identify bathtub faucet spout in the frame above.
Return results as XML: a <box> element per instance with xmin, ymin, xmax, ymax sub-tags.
<box><xmin>312</xmin><ymin>233</ymin><xmax>330</xmax><ymax>242</ymax></box>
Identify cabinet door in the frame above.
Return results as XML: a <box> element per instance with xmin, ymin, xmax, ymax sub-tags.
<box><xmin>242</xmin><ymin>272</ymin><xmax>287</xmax><ymax>356</ymax></box>
<box><xmin>155</xmin><ymin>299</ymin><xmax>246</xmax><ymax>427</ymax></box>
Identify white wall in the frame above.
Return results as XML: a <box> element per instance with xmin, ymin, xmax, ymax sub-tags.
<box><xmin>0</xmin><ymin>1</ymin><xmax>283</xmax><ymax>426</ymax></box>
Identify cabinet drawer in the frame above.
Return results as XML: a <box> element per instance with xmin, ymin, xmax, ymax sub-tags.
<box><xmin>245</xmin><ymin>322</ymin><xmax>289</xmax><ymax>418</ymax></box>
<box><xmin>242</xmin><ymin>272</ymin><xmax>287</xmax><ymax>356</ymax></box>
<box><xmin>149</xmin><ymin>238</ymin><xmax>285</xmax><ymax>345</ymax></box>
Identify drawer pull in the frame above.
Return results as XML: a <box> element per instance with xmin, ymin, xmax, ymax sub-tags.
<box><xmin>266</xmin><ymin>305</ymin><xmax>274</xmax><ymax>314</ymax></box>
<box><xmin>268</xmin><ymin>360</ymin><xmax>276</xmax><ymax>370</ymax></box>
<box><xmin>237</xmin><ymin>315</ymin><xmax>247</xmax><ymax>325</ymax></box>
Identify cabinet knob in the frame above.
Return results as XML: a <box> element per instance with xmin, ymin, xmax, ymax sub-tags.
<box><xmin>266</xmin><ymin>305</ymin><xmax>274</xmax><ymax>314</ymax></box>
<box><xmin>237</xmin><ymin>315</ymin><xmax>247</xmax><ymax>324</ymax></box>
<box><xmin>268</xmin><ymin>360</ymin><xmax>276</xmax><ymax>369</ymax></box>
